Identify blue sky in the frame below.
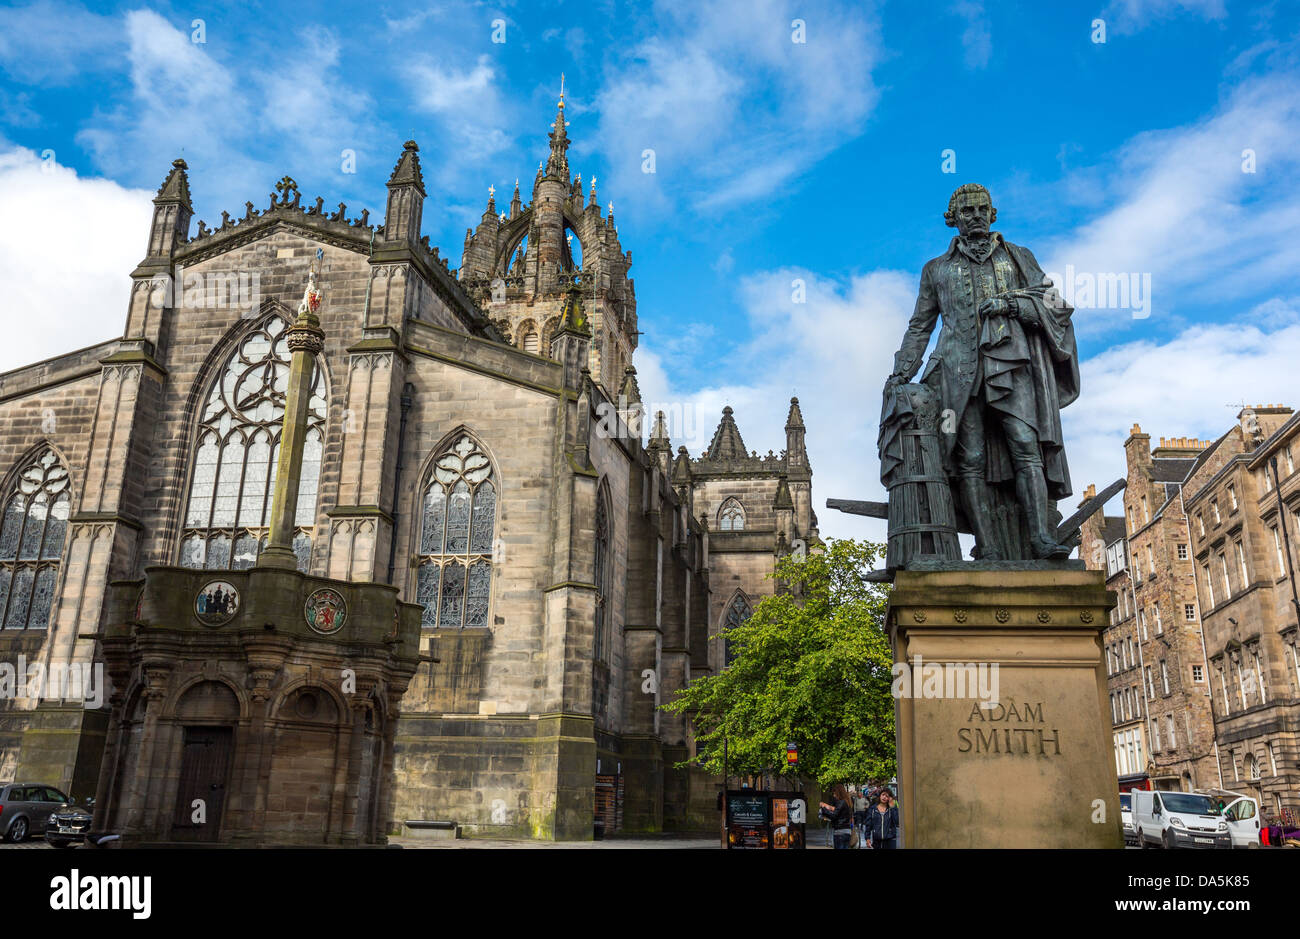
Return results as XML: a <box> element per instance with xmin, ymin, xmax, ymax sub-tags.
<box><xmin>2</xmin><ymin>0</ymin><xmax>1299</xmax><ymax>543</ymax></box>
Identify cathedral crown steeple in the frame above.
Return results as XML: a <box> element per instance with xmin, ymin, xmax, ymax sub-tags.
<box><xmin>546</xmin><ymin>74</ymin><xmax>571</xmax><ymax>180</ymax></box>
<box><xmin>457</xmin><ymin>83</ymin><xmax>638</xmax><ymax>393</ymax></box>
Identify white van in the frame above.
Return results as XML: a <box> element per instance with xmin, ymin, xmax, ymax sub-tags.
<box><xmin>1194</xmin><ymin>789</ymin><xmax>1261</xmax><ymax>848</ymax></box>
<box><xmin>1132</xmin><ymin>790</ymin><xmax>1231</xmax><ymax>848</ymax></box>
<box><xmin>1118</xmin><ymin>792</ymin><xmax>1139</xmax><ymax>845</ymax></box>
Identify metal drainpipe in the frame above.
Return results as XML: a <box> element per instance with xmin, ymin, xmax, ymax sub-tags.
<box><xmin>386</xmin><ymin>383</ymin><xmax>414</xmax><ymax>586</ymax></box>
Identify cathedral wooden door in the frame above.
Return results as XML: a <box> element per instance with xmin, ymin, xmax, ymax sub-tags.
<box><xmin>172</xmin><ymin>726</ymin><xmax>233</xmax><ymax>842</ymax></box>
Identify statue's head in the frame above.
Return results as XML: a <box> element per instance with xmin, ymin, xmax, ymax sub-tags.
<box><xmin>944</xmin><ymin>183</ymin><xmax>996</xmax><ymax>235</ymax></box>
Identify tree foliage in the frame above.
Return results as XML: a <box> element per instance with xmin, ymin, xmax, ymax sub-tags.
<box><xmin>665</xmin><ymin>538</ymin><xmax>896</xmax><ymax>786</ymax></box>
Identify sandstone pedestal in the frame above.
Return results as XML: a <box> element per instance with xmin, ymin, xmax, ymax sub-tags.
<box><xmin>888</xmin><ymin>565</ymin><xmax>1122</xmax><ymax>848</ymax></box>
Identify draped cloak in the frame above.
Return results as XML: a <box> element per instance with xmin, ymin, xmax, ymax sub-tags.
<box><xmin>880</xmin><ymin>235</ymin><xmax>1078</xmax><ymax>499</ymax></box>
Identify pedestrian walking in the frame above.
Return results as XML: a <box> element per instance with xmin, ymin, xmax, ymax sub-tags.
<box><xmin>852</xmin><ymin>788</ymin><xmax>869</xmax><ymax>848</ymax></box>
<box><xmin>819</xmin><ymin>784</ymin><xmax>854</xmax><ymax>850</ymax></box>
<box><xmin>867</xmin><ymin>788</ymin><xmax>900</xmax><ymax>849</ymax></box>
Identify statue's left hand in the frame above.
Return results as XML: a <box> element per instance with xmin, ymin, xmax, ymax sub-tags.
<box><xmin>977</xmin><ymin>298</ymin><xmax>1010</xmax><ymax>317</ymax></box>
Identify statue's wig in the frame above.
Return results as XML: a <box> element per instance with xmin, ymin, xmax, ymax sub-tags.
<box><xmin>944</xmin><ymin>184</ymin><xmax>997</xmax><ymax>228</ymax></box>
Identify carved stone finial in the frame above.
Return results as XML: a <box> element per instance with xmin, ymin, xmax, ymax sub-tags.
<box><xmin>273</xmin><ymin>175</ymin><xmax>302</xmax><ymax>209</ymax></box>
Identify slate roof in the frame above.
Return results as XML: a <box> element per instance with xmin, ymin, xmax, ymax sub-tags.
<box><xmin>1102</xmin><ymin>516</ymin><xmax>1126</xmax><ymax>546</ymax></box>
<box><xmin>1150</xmin><ymin>458</ymin><xmax>1195</xmax><ymax>482</ymax></box>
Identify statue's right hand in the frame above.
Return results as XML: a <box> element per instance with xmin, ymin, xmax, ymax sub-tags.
<box><xmin>884</xmin><ymin>374</ymin><xmax>908</xmax><ymax>391</ymax></box>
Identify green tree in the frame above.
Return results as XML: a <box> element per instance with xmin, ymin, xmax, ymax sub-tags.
<box><xmin>665</xmin><ymin>538</ymin><xmax>895</xmax><ymax>787</ymax></box>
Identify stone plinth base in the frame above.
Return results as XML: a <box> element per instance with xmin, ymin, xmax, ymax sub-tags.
<box><xmin>888</xmin><ymin>567</ymin><xmax>1122</xmax><ymax>849</ymax></box>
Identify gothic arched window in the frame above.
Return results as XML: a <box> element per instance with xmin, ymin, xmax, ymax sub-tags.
<box><xmin>179</xmin><ymin>315</ymin><xmax>324</xmax><ymax>573</ymax></box>
<box><xmin>718</xmin><ymin>498</ymin><xmax>746</xmax><ymax>532</ymax></box>
<box><xmin>593</xmin><ymin>487</ymin><xmax>610</xmax><ymax>661</ymax></box>
<box><xmin>416</xmin><ymin>435</ymin><xmax>496</xmax><ymax>629</ymax></box>
<box><xmin>517</xmin><ymin>319</ymin><xmax>539</xmax><ymax>355</ymax></box>
<box><xmin>722</xmin><ymin>593</ymin><xmax>753</xmax><ymax>667</ymax></box>
<box><xmin>0</xmin><ymin>448</ymin><xmax>70</xmax><ymax>630</ymax></box>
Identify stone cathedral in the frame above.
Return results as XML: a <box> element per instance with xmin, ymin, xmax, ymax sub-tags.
<box><xmin>0</xmin><ymin>91</ymin><xmax>817</xmax><ymax>841</ymax></box>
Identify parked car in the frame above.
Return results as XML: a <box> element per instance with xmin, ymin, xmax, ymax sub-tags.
<box><xmin>1132</xmin><ymin>789</ymin><xmax>1231</xmax><ymax>848</ymax></box>
<box><xmin>44</xmin><ymin>798</ymin><xmax>94</xmax><ymax>849</ymax></box>
<box><xmin>0</xmin><ymin>783</ymin><xmax>72</xmax><ymax>843</ymax></box>
<box><xmin>1195</xmin><ymin>789</ymin><xmax>1261</xmax><ymax>848</ymax></box>
<box><xmin>1119</xmin><ymin>792</ymin><xmax>1138</xmax><ymax>846</ymax></box>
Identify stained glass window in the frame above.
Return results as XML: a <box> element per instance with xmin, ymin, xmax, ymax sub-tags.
<box><xmin>417</xmin><ymin>435</ymin><xmax>495</xmax><ymax>629</ymax></box>
<box><xmin>0</xmin><ymin>448</ymin><xmax>70</xmax><ymax>629</ymax></box>
<box><xmin>178</xmin><ymin>315</ymin><xmax>324</xmax><ymax>573</ymax></box>
<box><xmin>593</xmin><ymin>489</ymin><xmax>610</xmax><ymax>661</ymax></box>
<box><xmin>718</xmin><ymin>498</ymin><xmax>746</xmax><ymax>531</ymax></box>
<box><xmin>722</xmin><ymin>593</ymin><xmax>753</xmax><ymax>667</ymax></box>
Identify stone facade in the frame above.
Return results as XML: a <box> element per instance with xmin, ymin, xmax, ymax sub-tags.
<box><xmin>0</xmin><ymin>95</ymin><xmax>814</xmax><ymax>840</ymax></box>
<box><xmin>1083</xmin><ymin>412</ymin><xmax>1300</xmax><ymax>817</ymax></box>
<box><xmin>1183</xmin><ymin>406</ymin><xmax>1300</xmax><ymax>818</ymax></box>
<box><xmin>93</xmin><ymin>568</ymin><xmax>421</xmax><ymax>846</ymax></box>
<box><xmin>1079</xmin><ymin>503</ymin><xmax>1147</xmax><ymax>786</ymax></box>
<box><xmin>1081</xmin><ymin>427</ymin><xmax>1219</xmax><ymax>792</ymax></box>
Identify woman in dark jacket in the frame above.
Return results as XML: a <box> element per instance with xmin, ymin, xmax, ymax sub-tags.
<box><xmin>819</xmin><ymin>784</ymin><xmax>855</xmax><ymax>849</ymax></box>
<box><xmin>867</xmin><ymin>788</ymin><xmax>900</xmax><ymax>848</ymax></box>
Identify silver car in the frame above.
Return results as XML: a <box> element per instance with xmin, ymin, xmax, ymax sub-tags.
<box><xmin>0</xmin><ymin>783</ymin><xmax>70</xmax><ymax>843</ymax></box>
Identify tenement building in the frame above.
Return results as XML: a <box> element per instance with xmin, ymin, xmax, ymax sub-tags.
<box><xmin>1080</xmin><ymin>497</ymin><xmax>1146</xmax><ymax>789</ymax></box>
<box><xmin>0</xmin><ymin>91</ymin><xmax>816</xmax><ymax>841</ymax></box>
<box><xmin>1183</xmin><ymin>406</ymin><xmax>1300</xmax><ymax>817</ymax></box>
<box><xmin>1081</xmin><ymin>427</ymin><xmax>1218</xmax><ymax>792</ymax></box>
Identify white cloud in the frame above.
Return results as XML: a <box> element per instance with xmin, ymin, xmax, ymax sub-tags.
<box><xmin>1066</xmin><ymin>297</ymin><xmax>1300</xmax><ymax>508</ymax></box>
<box><xmin>1039</xmin><ymin>70</ymin><xmax>1300</xmax><ymax>336</ymax></box>
<box><xmin>74</xmin><ymin>11</ymin><xmax>385</xmax><ymax>220</ymax></box>
<box><xmin>639</xmin><ymin>264</ymin><xmax>1300</xmax><ymax>553</ymax></box>
<box><xmin>952</xmin><ymin>0</ymin><xmax>992</xmax><ymax>69</ymax></box>
<box><xmin>0</xmin><ymin>147</ymin><xmax>153</xmax><ymax>374</ymax></box>
<box><xmin>638</xmin><ymin>266</ymin><xmax>918</xmax><ymax>546</ymax></box>
<box><xmin>1100</xmin><ymin>0</ymin><xmax>1228</xmax><ymax>34</ymax></box>
<box><xmin>407</xmin><ymin>54</ymin><xmax>514</xmax><ymax>183</ymax></box>
<box><xmin>592</xmin><ymin>0</ymin><xmax>881</xmax><ymax>216</ymax></box>
<box><xmin>75</xmin><ymin>10</ymin><xmax>268</xmax><ymax>211</ymax></box>
<box><xmin>0</xmin><ymin>0</ymin><xmax>122</xmax><ymax>85</ymax></box>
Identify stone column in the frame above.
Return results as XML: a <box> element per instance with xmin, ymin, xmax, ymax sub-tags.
<box><xmin>261</xmin><ymin>268</ymin><xmax>326</xmax><ymax>570</ymax></box>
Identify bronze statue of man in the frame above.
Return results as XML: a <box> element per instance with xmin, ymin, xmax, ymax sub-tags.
<box><xmin>884</xmin><ymin>184</ymin><xmax>1079</xmax><ymax>560</ymax></box>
